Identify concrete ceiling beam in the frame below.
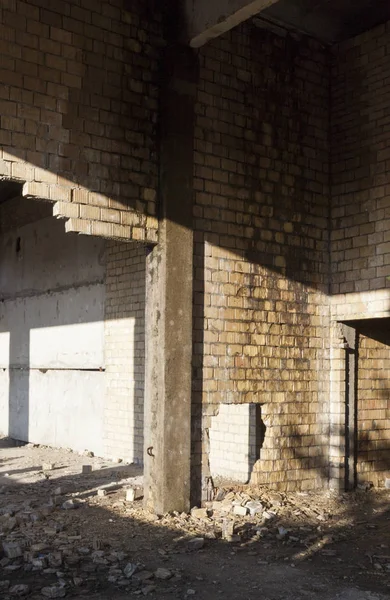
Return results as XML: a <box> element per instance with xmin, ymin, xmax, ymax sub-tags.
<box><xmin>185</xmin><ymin>0</ymin><xmax>279</xmax><ymax>47</ymax></box>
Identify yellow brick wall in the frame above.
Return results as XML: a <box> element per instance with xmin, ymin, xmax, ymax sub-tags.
<box><xmin>192</xmin><ymin>24</ymin><xmax>331</xmax><ymax>494</ymax></box>
<box><xmin>331</xmin><ymin>24</ymin><xmax>390</xmax><ymax>296</ymax></box>
<box><xmin>358</xmin><ymin>333</ymin><xmax>390</xmax><ymax>486</ymax></box>
<box><xmin>2</xmin><ymin>1</ymin><xmax>389</xmax><ymax>492</ymax></box>
<box><xmin>330</xmin><ymin>23</ymin><xmax>390</xmax><ymax>489</ymax></box>
<box><xmin>0</xmin><ymin>0</ymin><xmax>160</xmax><ymax>242</ymax></box>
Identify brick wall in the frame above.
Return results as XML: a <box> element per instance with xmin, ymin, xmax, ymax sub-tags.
<box><xmin>192</xmin><ymin>23</ymin><xmax>331</xmax><ymax>495</ymax></box>
<box><xmin>357</xmin><ymin>332</ymin><xmax>390</xmax><ymax>486</ymax></box>
<box><xmin>331</xmin><ymin>24</ymin><xmax>390</xmax><ymax>301</ymax></box>
<box><xmin>329</xmin><ymin>24</ymin><xmax>390</xmax><ymax>489</ymax></box>
<box><xmin>0</xmin><ymin>0</ymin><xmax>160</xmax><ymax>242</ymax></box>
<box><xmin>3</xmin><ymin>0</ymin><xmax>390</xmax><ymax>491</ymax></box>
<box><xmin>104</xmin><ymin>241</ymin><xmax>146</xmax><ymax>463</ymax></box>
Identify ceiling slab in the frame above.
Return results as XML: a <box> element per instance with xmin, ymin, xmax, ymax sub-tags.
<box><xmin>258</xmin><ymin>0</ymin><xmax>390</xmax><ymax>43</ymax></box>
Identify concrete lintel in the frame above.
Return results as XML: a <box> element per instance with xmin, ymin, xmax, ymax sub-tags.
<box><xmin>186</xmin><ymin>0</ymin><xmax>279</xmax><ymax>47</ymax></box>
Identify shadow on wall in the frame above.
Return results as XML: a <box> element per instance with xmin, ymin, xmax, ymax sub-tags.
<box><xmin>356</xmin><ymin>321</ymin><xmax>390</xmax><ymax>488</ymax></box>
<box><xmin>1</xmin><ymin>0</ymin><xmax>390</xmax><ymax>506</ymax></box>
<box><xmin>248</xmin><ymin>317</ymin><xmax>390</xmax><ymax>492</ymax></box>
<box><xmin>204</xmin><ymin>314</ymin><xmax>390</xmax><ymax>493</ymax></box>
<box><xmin>0</xmin><ymin>199</ymin><xmax>146</xmax><ymax>463</ymax></box>
<box><xmin>0</xmin><ymin>202</ymin><xmax>105</xmax><ymax>452</ymax></box>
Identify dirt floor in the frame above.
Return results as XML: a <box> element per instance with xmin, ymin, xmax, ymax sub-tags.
<box><xmin>1</xmin><ymin>436</ymin><xmax>390</xmax><ymax>599</ymax></box>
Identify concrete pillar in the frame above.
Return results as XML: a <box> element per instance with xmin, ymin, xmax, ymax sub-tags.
<box><xmin>144</xmin><ymin>44</ymin><xmax>197</xmax><ymax>515</ymax></box>
<box><xmin>329</xmin><ymin>323</ymin><xmax>347</xmax><ymax>492</ymax></box>
<box><xmin>329</xmin><ymin>322</ymin><xmax>358</xmax><ymax>492</ymax></box>
<box><xmin>343</xmin><ymin>324</ymin><xmax>358</xmax><ymax>491</ymax></box>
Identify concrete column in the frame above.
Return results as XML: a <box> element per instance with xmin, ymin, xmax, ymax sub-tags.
<box><xmin>329</xmin><ymin>322</ymin><xmax>358</xmax><ymax>492</ymax></box>
<box><xmin>329</xmin><ymin>322</ymin><xmax>347</xmax><ymax>492</ymax></box>
<box><xmin>144</xmin><ymin>45</ymin><xmax>197</xmax><ymax>515</ymax></box>
<box><xmin>343</xmin><ymin>324</ymin><xmax>358</xmax><ymax>491</ymax></box>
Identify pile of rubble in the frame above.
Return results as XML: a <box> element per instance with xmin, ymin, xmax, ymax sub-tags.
<box><xmin>0</xmin><ymin>449</ymin><xmax>186</xmax><ymax>600</ymax></box>
<box><xmin>0</xmin><ymin>488</ymin><xmax>198</xmax><ymax>598</ymax></box>
<box><xmin>157</xmin><ymin>487</ymin><xmax>338</xmax><ymax>552</ymax></box>
<box><xmin>0</xmin><ymin>441</ymin><xmax>385</xmax><ymax>600</ymax></box>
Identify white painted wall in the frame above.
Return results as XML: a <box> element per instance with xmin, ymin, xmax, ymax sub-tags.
<box><xmin>0</xmin><ymin>370</ymin><xmax>105</xmax><ymax>456</ymax></box>
<box><xmin>209</xmin><ymin>403</ymin><xmax>259</xmax><ymax>483</ymax></box>
<box><xmin>0</xmin><ymin>216</ymin><xmax>105</xmax><ymax>295</ymax></box>
<box><xmin>0</xmin><ymin>288</ymin><xmax>104</xmax><ymax>369</ymax></box>
<box><xmin>0</xmin><ymin>217</ymin><xmax>106</xmax><ymax>452</ymax></box>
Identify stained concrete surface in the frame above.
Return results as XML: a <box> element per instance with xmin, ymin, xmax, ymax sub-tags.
<box><xmin>0</xmin><ymin>217</ymin><xmax>106</xmax><ymax>453</ymax></box>
<box><xmin>0</xmin><ymin>370</ymin><xmax>105</xmax><ymax>454</ymax></box>
<box><xmin>1</xmin><ymin>438</ymin><xmax>390</xmax><ymax>600</ymax></box>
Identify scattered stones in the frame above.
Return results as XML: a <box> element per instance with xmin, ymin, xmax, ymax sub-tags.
<box><xmin>263</xmin><ymin>510</ymin><xmax>277</xmax><ymax>521</ymax></box>
<box><xmin>48</xmin><ymin>552</ymin><xmax>63</xmax><ymax>568</ymax></box>
<box><xmin>2</xmin><ymin>439</ymin><xmax>389</xmax><ymax>600</ymax></box>
<box><xmin>187</xmin><ymin>537</ymin><xmax>205</xmax><ymax>551</ymax></box>
<box><xmin>155</xmin><ymin>567</ymin><xmax>172</xmax><ymax>580</ymax></box>
<box><xmin>92</xmin><ymin>537</ymin><xmax>104</xmax><ymax>550</ymax></box>
<box><xmin>62</xmin><ymin>499</ymin><xmax>78</xmax><ymax>510</ymax></box>
<box><xmin>124</xmin><ymin>562</ymin><xmax>138</xmax><ymax>578</ymax></box>
<box><xmin>125</xmin><ymin>488</ymin><xmax>136</xmax><ymax>502</ymax></box>
<box><xmin>42</xmin><ymin>463</ymin><xmax>54</xmax><ymax>471</ymax></box>
<box><xmin>246</xmin><ymin>500</ymin><xmax>263</xmax><ymax>516</ymax></box>
<box><xmin>97</xmin><ymin>483</ymin><xmax>122</xmax><ymax>497</ymax></box>
<box><xmin>125</xmin><ymin>487</ymin><xmax>143</xmax><ymax>502</ymax></box>
<box><xmin>41</xmin><ymin>584</ymin><xmax>66</xmax><ymax>598</ymax></box>
<box><xmin>135</xmin><ymin>570</ymin><xmax>154</xmax><ymax>582</ymax></box>
<box><xmin>214</xmin><ymin>489</ymin><xmax>226</xmax><ymax>502</ymax></box>
<box><xmin>222</xmin><ymin>518</ymin><xmax>235</xmax><ymax>540</ymax></box>
<box><xmin>277</xmin><ymin>526</ymin><xmax>289</xmax><ymax>539</ymax></box>
<box><xmin>191</xmin><ymin>507</ymin><xmax>208</xmax><ymax>520</ymax></box>
<box><xmin>32</xmin><ymin>556</ymin><xmax>47</xmax><ymax>569</ymax></box>
<box><xmin>0</xmin><ymin>580</ymin><xmax>10</xmax><ymax>591</ymax></box>
<box><xmin>4</xmin><ymin>516</ymin><xmax>17</xmax><ymax>531</ymax></box>
<box><xmin>141</xmin><ymin>584</ymin><xmax>156</xmax><ymax>595</ymax></box>
<box><xmin>3</xmin><ymin>542</ymin><xmax>23</xmax><ymax>558</ymax></box>
<box><xmin>9</xmin><ymin>584</ymin><xmax>30</xmax><ymax>596</ymax></box>
<box><xmin>226</xmin><ymin>534</ymin><xmax>241</xmax><ymax>543</ymax></box>
<box><xmin>233</xmin><ymin>505</ymin><xmax>248</xmax><ymax>517</ymax></box>
<box><xmin>3</xmin><ymin>564</ymin><xmax>21</xmax><ymax>572</ymax></box>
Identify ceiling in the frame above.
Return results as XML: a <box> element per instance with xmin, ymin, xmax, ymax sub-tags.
<box><xmin>342</xmin><ymin>318</ymin><xmax>390</xmax><ymax>346</ymax></box>
<box><xmin>0</xmin><ymin>180</ymin><xmax>24</xmax><ymax>205</ymax></box>
<box><xmin>255</xmin><ymin>0</ymin><xmax>390</xmax><ymax>44</ymax></box>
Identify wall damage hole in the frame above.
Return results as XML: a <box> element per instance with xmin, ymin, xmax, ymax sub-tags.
<box><xmin>15</xmin><ymin>237</ymin><xmax>21</xmax><ymax>254</ymax></box>
<box><xmin>209</xmin><ymin>403</ymin><xmax>266</xmax><ymax>484</ymax></box>
<box><xmin>250</xmin><ymin>404</ymin><xmax>266</xmax><ymax>468</ymax></box>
